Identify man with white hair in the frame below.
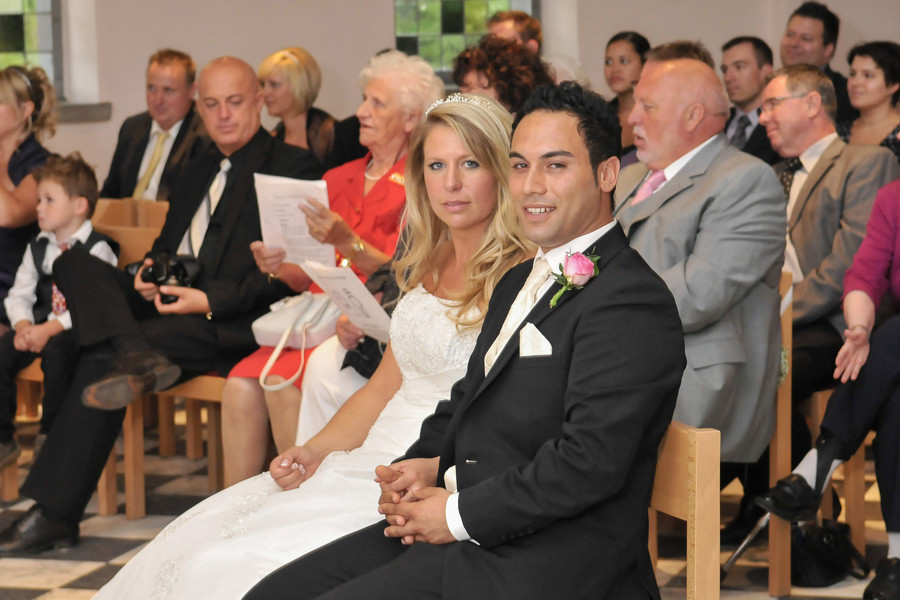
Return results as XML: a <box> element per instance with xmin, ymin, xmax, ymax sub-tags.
<box><xmin>614</xmin><ymin>58</ymin><xmax>786</xmax><ymax>478</ymax></box>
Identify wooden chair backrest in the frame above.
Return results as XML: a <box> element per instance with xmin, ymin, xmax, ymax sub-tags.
<box><xmin>95</xmin><ymin>199</ymin><xmax>169</xmax><ymax>228</ymax></box>
<box><xmin>94</xmin><ymin>224</ymin><xmax>160</xmax><ymax>268</ymax></box>
<box><xmin>650</xmin><ymin>421</ymin><xmax>721</xmax><ymax>600</ymax></box>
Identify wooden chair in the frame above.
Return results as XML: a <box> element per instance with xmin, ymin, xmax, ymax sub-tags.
<box><xmin>767</xmin><ymin>271</ymin><xmax>794</xmax><ymax>596</ymax></box>
<box><xmin>649</xmin><ymin>421</ymin><xmax>721</xmax><ymax>600</ymax></box>
<box><xmin>94</xmin><ymin>198</ymin><xmax>169</xmax><ymax>228</ymax></box>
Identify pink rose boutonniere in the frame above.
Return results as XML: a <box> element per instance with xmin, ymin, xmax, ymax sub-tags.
<box><xmin>549</xmin><ymin>251</ymin><xmax>600</xmax><ymax>308</ymax></box>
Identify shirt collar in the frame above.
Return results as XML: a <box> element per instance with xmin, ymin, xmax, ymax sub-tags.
<box><xmin>537</xmin><ymin>220</ymin><xmax>618</xmax><ymax>271</ymax></box>
<box><xmin>151</xmin><ymin>117</ymin><xmax>184</xmax><ymax>138</ymax></box>
<box><xmin>37</xmin><ymin>219</ymin><xmax>94</xmax><ymax>246</ymax></box>
<box><xmin>799</xmin><ymin>132</ymin><xmax>838</xmax><ymax>173</ymax></box>
<box><xmin>662</xmin><ymin>134</ymin><xmax>718</xmax><ymax>181</ymax></box>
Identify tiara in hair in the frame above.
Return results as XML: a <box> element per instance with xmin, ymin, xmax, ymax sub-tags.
<box><xmin>8</xmin><ymin>66</ymin><xmax>34</xmax><ymax>98</ymax></box>
<box><xmin>425</xmin><ymin>93</ymin><xmax>495</xmax><ymax>118</ymax></box>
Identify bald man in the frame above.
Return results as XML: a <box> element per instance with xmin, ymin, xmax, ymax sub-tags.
<box><xmin>614</xmin><ymin>59</ymin><xmax>786</xmax><ymax>467</ymax></box>
<box><xmin>0</xmin><ymin>57</ymin><xmax>322</xmax><ymax>553</ymax></box>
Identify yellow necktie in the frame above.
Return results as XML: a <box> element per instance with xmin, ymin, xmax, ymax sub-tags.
<box><xmin>132</xmin><ymin>131</ymin><xmax>170</xmax><ymax>199</ymax></box>
<box><xmin>484</xmin><ymin>257</ymin><xmax>551</xmax><ymax>374</ymax></box>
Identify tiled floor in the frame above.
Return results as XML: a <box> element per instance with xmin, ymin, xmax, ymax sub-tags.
<box><xmin>0</xmin><ymin>413</ymin><xmax>888</xmax><ymax>599</ymax></box>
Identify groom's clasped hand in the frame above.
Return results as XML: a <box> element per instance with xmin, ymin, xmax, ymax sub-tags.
<box><xmin>374</xmin><ymin>458</ymin><xmax>454</xmax><ymax>545</ymax></box>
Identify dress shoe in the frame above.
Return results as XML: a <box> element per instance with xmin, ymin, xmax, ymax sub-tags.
<box><xmin>721</xmin><ymin>496</ymin><xmax>767</xmax><ymax>546</ymax></box>
<box><xmin>865</xmin><ymin>557</ymin><xmax>900</xmax><ymax>600</ymax></box>
<box><xmin>0</xmin><ymin>439</ymin><xmax>20</xmax><ymax>468</ymax></box>
<box><xmin>754</xmin><ymin>473</ymin><xmax>820</xmax><ymax>522</ymax></box>
<box><xmin>0</xmin><ymin>505</ymin><xmax>79</xmax><ymax>554</ymax></box>
<box><xmin>81</xmin><ymin>350</ymin><xmax>181</xmax><ymax>410</ymax></box>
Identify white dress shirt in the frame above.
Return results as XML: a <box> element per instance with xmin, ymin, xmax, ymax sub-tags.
<box><xmin>4</xmin><ymin>220</ymin><xmax>119</xmax><ymax>330</ymax></box>
<box><xmin>134</xmin><ymin>118</ymin><xmax>183</xmax><ymax>200</ymax></box>
<box><xmin>445</xmin><ymin>219</ymin><xmax>618</xmax><ymax>543</ymax></box>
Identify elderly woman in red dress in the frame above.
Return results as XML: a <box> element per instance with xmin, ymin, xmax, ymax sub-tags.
<box><xmin>222</xmin><ymin>50</ymin><xmax>443</xmax><ymax>485</ymax></box>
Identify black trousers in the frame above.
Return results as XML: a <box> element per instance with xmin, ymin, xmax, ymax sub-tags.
<box><xmin>0</xmin><ymin>327</ymin><xmax>79</xmax><ymax>442</ymax></box>
<box><xmin>243</xmin><ymin>522</ymin><xmax>441</xmax><ymax>600</ymax></box>
<box><xmin>19</xmin><ymin>249</ymin><xmax>243</xmax><ymax>523</ymax></box>
<box><xmin>820</xmin><ymin>314</ymin><xmax>900</xmax><ymax>531</ymax></box>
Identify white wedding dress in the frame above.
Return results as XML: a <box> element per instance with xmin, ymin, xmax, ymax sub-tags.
<box><xmin>95</xmin><ymin>286</ymin><xmax>477</xmax><ymax>599</ymax></box>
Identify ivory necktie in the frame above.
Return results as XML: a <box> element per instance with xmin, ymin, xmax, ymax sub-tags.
<box><xmin>190</xmin><ymin>158</ymin><xmax>232</xmax><ymax>255</ymax></box>
<box><xmin>51</xmin><ymin>242</ymin><xmax>71</xmax><ymax>315</ymax></box>
<box><xmin>780</xmin><ymin>157</ymin><xmax>802</xmax><ymax>200</ymax></box>
<box><xmin>730</xmin><ymin>115</ymin><xmax>752</xmax><ymax>149</ymax></box>
<box><xmin>483</xmin><ymin>257</ymin><xmax>551</xmax><ymax>374</ymax></box>
<box><xmin>631</xmin><ymin>170</ymin><xmax>666</xmax><ymax>205</ymax></box>
<box><xmin>132</xmin><ymin>131</ymin><xmax>170</xmax><ymax>199</ymax></box>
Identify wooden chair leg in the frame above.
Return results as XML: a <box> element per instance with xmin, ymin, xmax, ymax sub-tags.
<box><xmin>123</xmin><ymin>396</ymin><xmax>146</xmax><ymax>519</ymax></box>
<box><xmin>15</xmin><ymin>381</ymin><xmax>40</xmax><ymax>420</ymax></box>
<box><xmin>0</xmin><ymin>461</ymin><xmax>18</xmax><ymax>502</ymax></box>
<box><xmin>157</xmin><ymin>395</ymin><xmax>176</xmax><ymax>457</ymax></box>
<box><xmin>206</xmin><ymin>401</ymin><xmax>224</xmax><ymax>492</ymax></box>
<box><xmin>96</xmin><ymin>449</ymin><xmax>119</xmax><ymax>516</ymax></box>
<box><xmin>844</xmin><ymin>445</ymin><xmax>867</xmax><ymax>554</ymax></box>
<box><xmin>185</xmin><ymin>398</ymin><xmax>203</xmax><ymax>459</ymax></box>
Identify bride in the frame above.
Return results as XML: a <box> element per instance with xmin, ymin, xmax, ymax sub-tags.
<box><xmin>94</xmin><ymin>94</ymin><xmax>530</xmax><ymax>599</ymax></box>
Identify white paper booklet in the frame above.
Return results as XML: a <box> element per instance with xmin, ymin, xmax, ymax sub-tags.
<box><xmin>301</xmin><ymin>260</ymin><xmax>392</xmax><ymax>344</ymax></box>
<box><xmin>254</xmin><ymin>173</ymin><xmax>334</xmax><ymax>267</ymax></box>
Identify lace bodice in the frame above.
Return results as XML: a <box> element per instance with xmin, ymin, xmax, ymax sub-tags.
<box><xmin>389</xmin><ymin>285</ymin><xmax>478</xmax><ymax>383</ymax></box>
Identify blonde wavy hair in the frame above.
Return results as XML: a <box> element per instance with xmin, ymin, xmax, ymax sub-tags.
<box><xmin>394</xmin><ymin>95</ymin><xmax>532</xmax><ymax>330</ymax></box>
<box><xmin>0</xmin><ymin>65</ymin><xmax>57</xmax><ymax>141</ymax></box>
<box><xmin>258</xmin><ymin>47</ymin><xmax>321</xmax><ymax>114</ymax></box>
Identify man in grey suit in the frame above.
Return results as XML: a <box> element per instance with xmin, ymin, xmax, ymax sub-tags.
<box><xmin>614</xmin><ymin>58</ymin><xmax>786</xmax><ymax>537</ymax></box>
<box><xmin>759</xmin><ymin>64</ymin><xmax>898</xmax><ymax>450</ymax></box>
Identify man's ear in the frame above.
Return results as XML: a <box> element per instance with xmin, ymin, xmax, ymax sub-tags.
<box><xmin>597</xmin><ymin>156</ymin><xmax>620</xmax><ymax>193</ymax></box>
<box><xmin>805</xmin><ymin>91</ymin><xmax>823</xmax><ymax>118</ymax></box>
<box><xmin>823</xmin><ymin>42</ymin><xmax>835</xmax><ymax>63</ymax></box>
<box><xmin>684</xmin><ymin>103</ymin><xmax>705</xmax><ymax>132</ymax></box>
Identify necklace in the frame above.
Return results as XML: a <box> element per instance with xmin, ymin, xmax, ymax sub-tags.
<box><xmin>364</xmin><ymin>158</ymin><xmax>390</xmax><ymax>181</ymax></box>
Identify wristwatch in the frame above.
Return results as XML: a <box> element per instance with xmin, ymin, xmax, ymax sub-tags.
<box><xmin>348</xmin><ymin>237</ymin><xmax>365</xmax><ymax>260</ymax></box>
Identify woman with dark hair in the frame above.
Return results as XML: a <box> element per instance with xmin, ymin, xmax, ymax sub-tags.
<box><xmin>0</xmin><ymin>66</ymin><xmax>56</xmax><ymax>336</ymax></box>
<box><xmin>838</xmin><ymin>41</ymin><xmax>900</xmax><ymax>162</ymax></box>
<box><xmin>605</xmin><ymin>31</ymin><xmax>650</xmax><ymax>166</ymax></box>
<box><xmin>453</xmin><ymin>35</ymin><xmax>553</xmax><ymax>113</ymax></box>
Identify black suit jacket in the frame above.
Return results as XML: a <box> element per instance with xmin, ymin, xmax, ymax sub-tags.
<box><xmin>152</xmin><ymin>127</ymin><xmax>322</xmax><ymax>367</ymax></box>
<box><xmin>727</xmin><ymin>108</ymin><xmax>780</xmax><ymax>165</ymax></box>
<box><xmin>100</xmin><ymin>103</ymin><xmax>209</xmax><ymax>201</ymax></box>
<box><xmin>403</xmin><ymin>224</ymin><xmax>686</xmax><ymax>599</ymax></box>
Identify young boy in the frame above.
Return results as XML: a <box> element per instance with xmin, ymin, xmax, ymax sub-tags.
<box><xmin>0</xmin><ymin>153</ymin><xmax>118</xmax><ymax>467</ymax></box>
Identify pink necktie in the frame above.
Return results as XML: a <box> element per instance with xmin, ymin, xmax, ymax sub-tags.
<box><xmin>51</xmin><ymin>242</ymin><xmax>71</xmax><ymax>315</ymax></box>
<box><xmin>632</xmin><ymin>170</ymin><xmax>667</xmax><ymax>205</ymax></box>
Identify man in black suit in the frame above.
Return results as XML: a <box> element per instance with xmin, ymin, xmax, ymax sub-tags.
<box><xmin>243</xmin><ymin>83</ymin><xmax>685</xmax><ymax>600</ymax></box>
<box><xmin>0</xmin><ymin>56</ymin><xmax>322</xmax><ymax>554</ymax></box>
<box><xmin>721</xmin><ymin>36</ymin><xmax>780</xmax><ymax>165</ymax></box>
<box><xmin>100</xmin><ymin>48</ymin><xmax>208</xmax><ymax>201</ymax></box>
<box><xmin>780</xmin><ymin>2</ymin><xmax>858</xmax><ymax>124</ymax></box>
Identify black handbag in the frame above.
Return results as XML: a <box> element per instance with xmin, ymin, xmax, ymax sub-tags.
<box><xmin>791</xmin><ymin>520</ymin><xmax>871</xmax><ymax>587</ymax></box>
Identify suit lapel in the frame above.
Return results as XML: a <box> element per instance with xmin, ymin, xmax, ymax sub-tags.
<box><xmin>788</xmin><ymin>137</ymin><xmax>843</xmax><ymax>231</ymax></box>
<box><xmin>615</xmin><ymin>135</ymin><xmax>728</xmax><ymax>230</ymax></box>
<box><xmin>470</xmin><ymin>225</ymin><xmax>629</xmax><ymax>400</ymax></box>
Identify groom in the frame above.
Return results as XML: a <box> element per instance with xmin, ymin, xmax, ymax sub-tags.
<box><xmin>244</xmin><ymin>82</ymin><xmax>686</xmax><ymax>599</ymax></box>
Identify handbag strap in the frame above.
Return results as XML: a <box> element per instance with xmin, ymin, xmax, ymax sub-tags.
<box><xmin>258</xmin><ymin>297</ymin><xmax>335</xmax><ymax>392</ymax></box>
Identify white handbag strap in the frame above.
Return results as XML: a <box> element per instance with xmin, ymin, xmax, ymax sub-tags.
<box><xmin>258</xmin><ymin>297</ymin><xmax>334</xmax><ymax>392</ymax></box>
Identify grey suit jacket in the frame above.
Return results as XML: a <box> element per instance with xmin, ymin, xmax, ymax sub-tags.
<box><xmin>614</xmin><ymin>134</ymin><xmax>786</xmax><ymax>462</ymax></box>
<box><xmin>779</xmin><ymin>137</ymin><xmax>899</xmax><ymax>333</ymax></box>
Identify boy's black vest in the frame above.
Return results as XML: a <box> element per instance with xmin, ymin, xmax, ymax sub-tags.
<box><xmin>29</xmin><ymin>231</ymin><xmax>120</xmax><ymax>324</ymax></box>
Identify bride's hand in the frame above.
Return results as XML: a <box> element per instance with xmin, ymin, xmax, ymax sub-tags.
<box><xmin>270</xmin><ymin>446</ymin><xmax>322</xmax><ymax>491</ymax></box>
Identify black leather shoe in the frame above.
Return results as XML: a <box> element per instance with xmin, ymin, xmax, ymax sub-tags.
<box><xmin>0</xmin><ymin>505</ymin><xmax>79</xmax><ymax>554</ymax></box>
<box><xmin>721</xmin><ymin>497</ymin><xmax>767</xmax><ymax>546</ymax></box>
<box><xmin>754</xmin><ymin>473</ymin><xmax>820</xmax><ymax>522</ymax></box>
<box><xmin>865</xmin><ymin>558</ymin><xmax>900</xmax><ymax>600</ymax></box>
<box><xmin>81</xmin><ymin>351</ymin><xmax>181</xmax><ymax>410</ymax></box>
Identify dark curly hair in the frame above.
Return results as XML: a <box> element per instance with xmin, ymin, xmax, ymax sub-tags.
<box><xmin>512</xmin><ymin>81</ymin><xmax>621</xmax><ymax>184</ymax></box>
<box><xmin>452</xmin><ymin>35</ymin><xmax>553</xmax><ymax>113</ymax></box>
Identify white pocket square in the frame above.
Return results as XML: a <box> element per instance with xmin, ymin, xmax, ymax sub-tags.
<box><xmin>519</xmin><ymin>323</ymin><xmax>552</xmax><ymax>356</ymax></box>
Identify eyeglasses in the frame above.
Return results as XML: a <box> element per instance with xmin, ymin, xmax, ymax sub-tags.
<box><xmin>761</xmin><ymin>93</ymin><xmax>809</xmax><ymax>113</ymax></box>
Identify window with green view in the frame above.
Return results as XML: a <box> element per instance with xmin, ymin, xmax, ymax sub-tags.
<box><xmin>0</xmin><ymin>0</ymin><xmax>61</xmax><ymax>94</ymax></box>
